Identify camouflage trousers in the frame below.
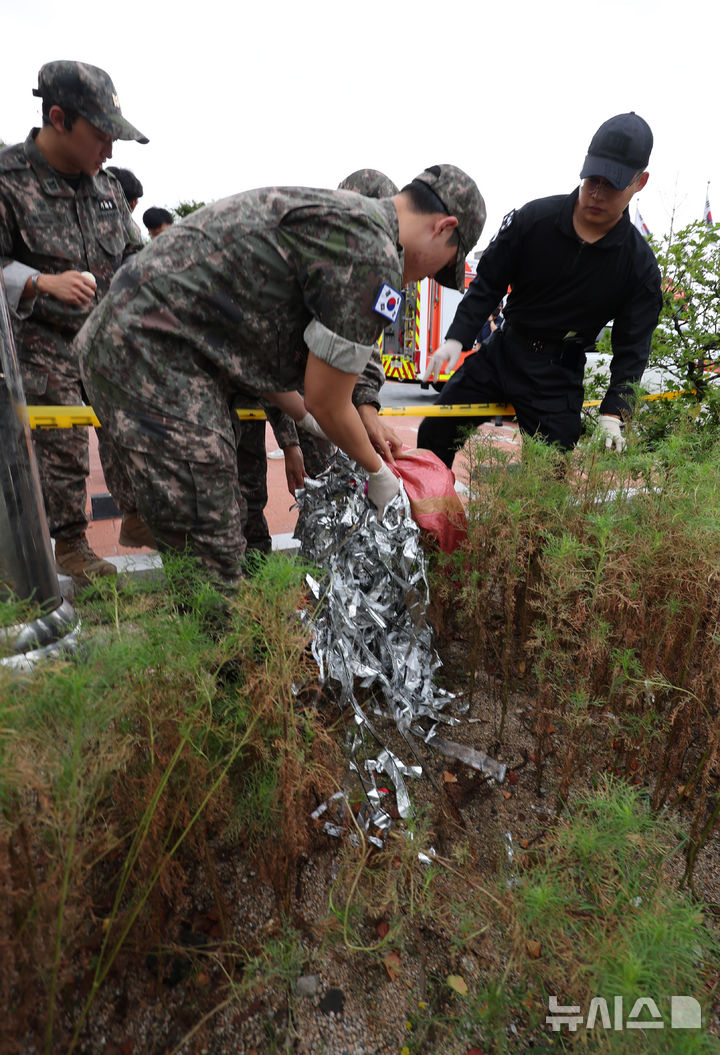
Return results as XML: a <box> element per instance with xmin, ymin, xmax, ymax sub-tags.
<box><xmin>21</xmin><ymin>355</ymin><xmax>137</xmax><ymax>540</ymax></box>
<box><xmin>233</xmin><ymin>418</ymin><xmax>272</xmax><ymax>555</ymax></box>
<box><xmin>233</xmin><ymin>416</ymin><xmax>334</xmax><ymax>556</ymax></box>
<box><xmin>234</xmin><ymin>415</ymin><xmax>335</xmax><ymax>557</ymax></box>
<box><xmin>120</xmin><ymin>439</ymin><xmax>246</xmax><ymax>584</ymax></box>
<box><xmin>298</xmin><ymin>431</ymin><xmax>335</xmax><ymax>478</ymax></box>
<box><xmin>82</xmin><ymin>366</ymin><xmax>250</xmax><ymax>581</ymax></box>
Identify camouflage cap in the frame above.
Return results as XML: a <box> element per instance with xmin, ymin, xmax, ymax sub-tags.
<box><xmin>411</xmin><ymin>164</ymin><xmax>486</xmax><ymax>290</ymax></box>
<box><xmin>337</xmin><ymin>168</ymin><xmax>399</xmax><ymax>199</ymax></box>
<box><xmin>33</xmin><ymin>61</ymin><xmax>148</xmax><ymax>144</ymax></box>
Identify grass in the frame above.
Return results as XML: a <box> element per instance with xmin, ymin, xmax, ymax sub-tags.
<box><xmin>2</xmin><ymin>423</ymin><xmax>720</xmax><ymax>1052</ymax></box>
<box><xmin>506</xmin><ymin>778</ymin><xmax>716</xmax><ymax>1053</ymax></box>
<box><xmin>338</xmin><ymin>779</ymin><xmax>716</xmax><ymax>1054</ymax></box>
<box><xmin>0</xmin><ymin>551</ymin><xmax>342</xmax><ymax>1053</ymax></box>
<box><xmin>431</xmin><ymin>429</ymin><xmax>720</xmax><ymax>877</ymax></box>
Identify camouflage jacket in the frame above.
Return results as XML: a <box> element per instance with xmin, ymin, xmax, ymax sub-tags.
<box><xmin>78</xmin><ymin>187</ymin><xmax>402</xmax><ymax>438</ymax></box>
<box><xmin>0</xmin><ymin>129</ymin><xmax>142</xmax><ymax>356</ymax></box>
<box><xmin>262</xmin><ymin>341</ymin><xmax>384</xmax><ymax>450</ymax></box>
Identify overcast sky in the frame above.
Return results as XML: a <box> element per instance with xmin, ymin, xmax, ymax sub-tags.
<box><xmin>3</xmin><ymin>0</ymin><xmax>719</xmax><ymax>253</ymax></box>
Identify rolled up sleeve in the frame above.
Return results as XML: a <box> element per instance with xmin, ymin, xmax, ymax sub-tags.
<box><xmin>304</xmin><ymin>318</ymin><xmax>375</xmax><ymax>375</ymax></box>
<box><xmin>2</xmin><ymin>261</ymin><xmax>38</xmax><ymax>317</ymax></box>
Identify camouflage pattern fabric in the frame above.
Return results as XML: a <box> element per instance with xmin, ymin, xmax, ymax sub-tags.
<box><xmin>264</xmin><ymin>405</ymin><xmax>299</xmax><ymax>451</ymax></box>
<box><xmin>352</xmin><ymin>343</ymin><xmax>384</xmax><ymax>410</ymax></box>
<box><xmin>337</xmin><ymin>169</ymin><xmax>398</xmax><ymax>199</ymax></box>
<box><xmin>79</xmin><ymin>188</ymin><xmax>401</xmax><ymax>419</ymax></box>
<box><xmin>297</xmin><ymin>431</ymin><xmax>336</xmax><ymax>478</ymax></box>
<box><xmin>233</xmin><ymin>416</ymin><xmax>271</xmax><ymax>555</ymax></box>
<box><xmin>234</xmin><ymin>338</ymin><xmax>379</xmax><ymax>545</ymax></box>
<box><xmin>33</xmin><ymin>61</ymin><xmax>148</xmax><ymax>144</ymax></box>
<box><xmin>228</xmin><ymin>174</ymin><xmax>396</xmax><ymax>547</ymax></box>
<box><xmin>119</xmin><ymin>432</ymin><xmax>245</xmax><ymax>584</ymax></box>
<box><xmin>412</xmin><ymin>164</ymin><xmax>487</xmax><ymax>291</ymax></box>
<box><xmin>234</xmin><ymin>402</ymin><xmax>332</xmax><ymax>552</ymax></box>
<box><xmin>0</xmin><ymin>130</ymin><xmax>142</xmax><ymax>538</ymax></box>
<box><xmin>22</xmin><ymin>352</ymin><xmax>136</xmax><ymax>538</ymax></box>
<box><xmin>231</xmin><ymin>178</ymin><xmax>396</xmax><ymax>554</ymax></box>
<box><xmin>218</xmin><ymin>169</ymin><xmax>476</xmax><ymax>569</ymax></box>
<box><xmin>78</xmin><ymin>187</ymin><xmax>404</xmax><ymax>578</ymax></box>
<box><xmin>231</xmin><ymin>394</ymin><xmax>332</xmax><ymax>550</ymax></box>
<box><xmin>340</xmin><ymin>172</ymin><xmax>397</xmax><ymax>411</ymax></box>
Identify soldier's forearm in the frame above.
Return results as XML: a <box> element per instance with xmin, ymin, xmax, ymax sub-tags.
<box><xmin>261</xmin><ymin>389</ymin><xmax>307</xmax><ymax>421</ymax></box>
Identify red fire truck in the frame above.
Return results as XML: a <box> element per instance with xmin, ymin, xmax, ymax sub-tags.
<box><xmin>380</xmin><ymin>262</ymin><xmax>477</xmax><ymax>388</ymax></box>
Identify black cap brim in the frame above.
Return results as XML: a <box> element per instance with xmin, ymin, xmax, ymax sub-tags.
<box><xmin>580</xmin><ymin>155</ymin><xmax>637</xmax><ymax>190</ymax></box>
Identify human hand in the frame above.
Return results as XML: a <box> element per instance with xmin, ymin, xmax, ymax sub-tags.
<box><xmin>367</xmin><ymin>461</ymin><xmax>400</xmax><ymax>520</ymax></box>
<box><xmin>597</xmin><ymin>414</ymin><xmax>626</xmax><ymax>452</ymax></box>
<box><xmin>358</xmin><ymin>405</ymin><xmax>402</xmax><ymax>464</ymax></box>
<box><xmin>283</xmin><ymin>444</ymin><xmax>305</xmax><ymax>494</ymax></box>
<box><xmin>38</xmin><ymin>270</ymin><xmax>97</xmax><ymax>306</ymax></box>
<box><xmin>421</xmin><ymin>338</ymin><xmax>462</xmax><ymax>383</ymax></box>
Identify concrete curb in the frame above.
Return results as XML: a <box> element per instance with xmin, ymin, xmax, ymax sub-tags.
<box><xmin>56</xmin><ymin>532</ymin><xmax>301</xmax><ymax>600</ymax></box>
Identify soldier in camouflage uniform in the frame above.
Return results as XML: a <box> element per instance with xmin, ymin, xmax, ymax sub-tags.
<box><xmin>235</xmin><ymin>168</ymin><xmax>400</xmax><ymax>557</ymax></box>
<box><xmin>0</xmin><ymin>61</ymin><xmax>150</xmax><ymax>586</ymax></box>
<box><xmin>77</xmin><ymin>165</ymin><xmax>485</xmax><ymax>584</ymax></box>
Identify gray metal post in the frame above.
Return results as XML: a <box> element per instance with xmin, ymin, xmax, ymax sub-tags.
<box><xmin>0</xmin><ymin>272</ymin><xmax>77</xmax><ymax>665</ymax></box>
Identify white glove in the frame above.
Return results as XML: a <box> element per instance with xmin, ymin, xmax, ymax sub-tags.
<box><xmin>597</xmin><ymin>414</ymin><xmax>626</xmax><ymax>452</ymax></box>
<box><xmin>297</xmin><ymin>411</ymin><xmax>329</xmax><ymax>440</ymax></box>
<box><xmin>421</xmin><ymin>339</ymin><xmax>463</xmax><ymax>382</ymax></box>
<box><xmin>367</xmin><ymin>461</ymin><xmax>400</xmax><ymax>520</ymax></box>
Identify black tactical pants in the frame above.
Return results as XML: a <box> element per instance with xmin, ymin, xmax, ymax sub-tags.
<box><xmin>417</xmin><ymin>325</ymin><xmax>587</xmax><ymax>467</ymax></box>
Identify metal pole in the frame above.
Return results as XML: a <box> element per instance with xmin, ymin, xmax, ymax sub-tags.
<box><xmin>0</xmin><ymin>273</ymin><xmax>76</xmax><ymax>666</ymax></box>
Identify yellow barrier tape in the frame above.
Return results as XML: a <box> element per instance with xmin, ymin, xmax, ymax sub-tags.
<box><xmin>26</xmin><ymin>405</ymin><xmax>268</xmax><ymax>428</ymax></box>
<box><xmin>380</xmin><ymin>403</ymin><xmax>513</xmax><ymax>417</ymax></box>
<box><xmin>25</xmin><ymin>390</ymin><xmax>696</xmax><ymax>429</ymax></box>
<box><xmin>28</xmin><ymin>406</ymin><xmax>102</xmax><ymax>429</ymax></box>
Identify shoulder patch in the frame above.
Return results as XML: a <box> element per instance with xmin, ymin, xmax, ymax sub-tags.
<box><xmin>373</xmin><ymin>282</ymin><xmax>403</xmax><ymax>323</ymax></box>
<box><xmin>0</xmin><ymin>145</ymin><xmax>29</xmax><ymax>174</ymax></box>
<box><xmin>490</xmin><ymin>208</ymin><xmax>515</xmax><ymax>244</ymax></box>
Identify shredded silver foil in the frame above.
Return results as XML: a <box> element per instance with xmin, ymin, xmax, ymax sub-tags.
<box><xmin>295</xmin><ymin>453</ymin><xmax>504</xmax><ymax>840</ymax></box>
<box><xmin>415</xmin><ymin>728</ymin><xmax>507</xmax><ymax>783</ymax></box>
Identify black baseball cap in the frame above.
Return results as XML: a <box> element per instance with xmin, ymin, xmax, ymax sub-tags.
<box><xmin>580</xmin><ymin>112</ymin><xmax>652</xmax><ymax>190</ymax></box>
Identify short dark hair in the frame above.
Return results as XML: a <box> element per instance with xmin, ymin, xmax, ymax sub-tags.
<box><xmin>41</xmin><ymin>98</ymin><xmax>79</xmax><ymax>129</ymax></box>
<box><xmin>142</xmin><ymin>206</ymin><xmax>174</xmax><ymax>229</ymax></box>
<box><xmin>106</xmin><ymin>166</ymin><xmax>143</xmax><ymax>203</ymax></box>
<box><xmin>401</xmin><ymin>179</ymin><xmax>460</xmax><ymax>245</ymax></box>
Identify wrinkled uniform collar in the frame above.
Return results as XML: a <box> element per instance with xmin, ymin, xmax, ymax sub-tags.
<box><xmin>25</xmin><ymin>128</ymin><xmax>101</xmax><ymax>198</ymax></box>
<box><xmin>558</xmin><ymin>186</ymin><xmax>632</xmax><ymax>249</ymax></box>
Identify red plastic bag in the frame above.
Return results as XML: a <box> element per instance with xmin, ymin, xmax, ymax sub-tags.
<box><xmin>391</xmin><ymin>448</ymin><xmax>468</xmax><ymax>554</ymax></box>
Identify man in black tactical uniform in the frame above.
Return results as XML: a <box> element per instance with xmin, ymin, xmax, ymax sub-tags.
<box><xmin>419</xmin><ymin>112</ymin><xmax>662</xmax><ymax>463</ymax></box>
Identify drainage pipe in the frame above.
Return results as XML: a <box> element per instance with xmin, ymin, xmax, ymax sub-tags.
<box><xmin>0</xmin><ymin>273</ymin><xmax>77</xmax><ymax>665</ymax></box>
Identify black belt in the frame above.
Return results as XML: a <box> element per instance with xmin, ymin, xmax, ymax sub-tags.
<box><xmin>506</xmin><ymin>323</ymin><xmax>594</xmax><ymax>360</ymax></box>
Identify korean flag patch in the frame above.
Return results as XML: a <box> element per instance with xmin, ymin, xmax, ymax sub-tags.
<box><xmin>373</xmin><ymin>282</ymin><xmax>403</xmax><ymax>323</ymax></box>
